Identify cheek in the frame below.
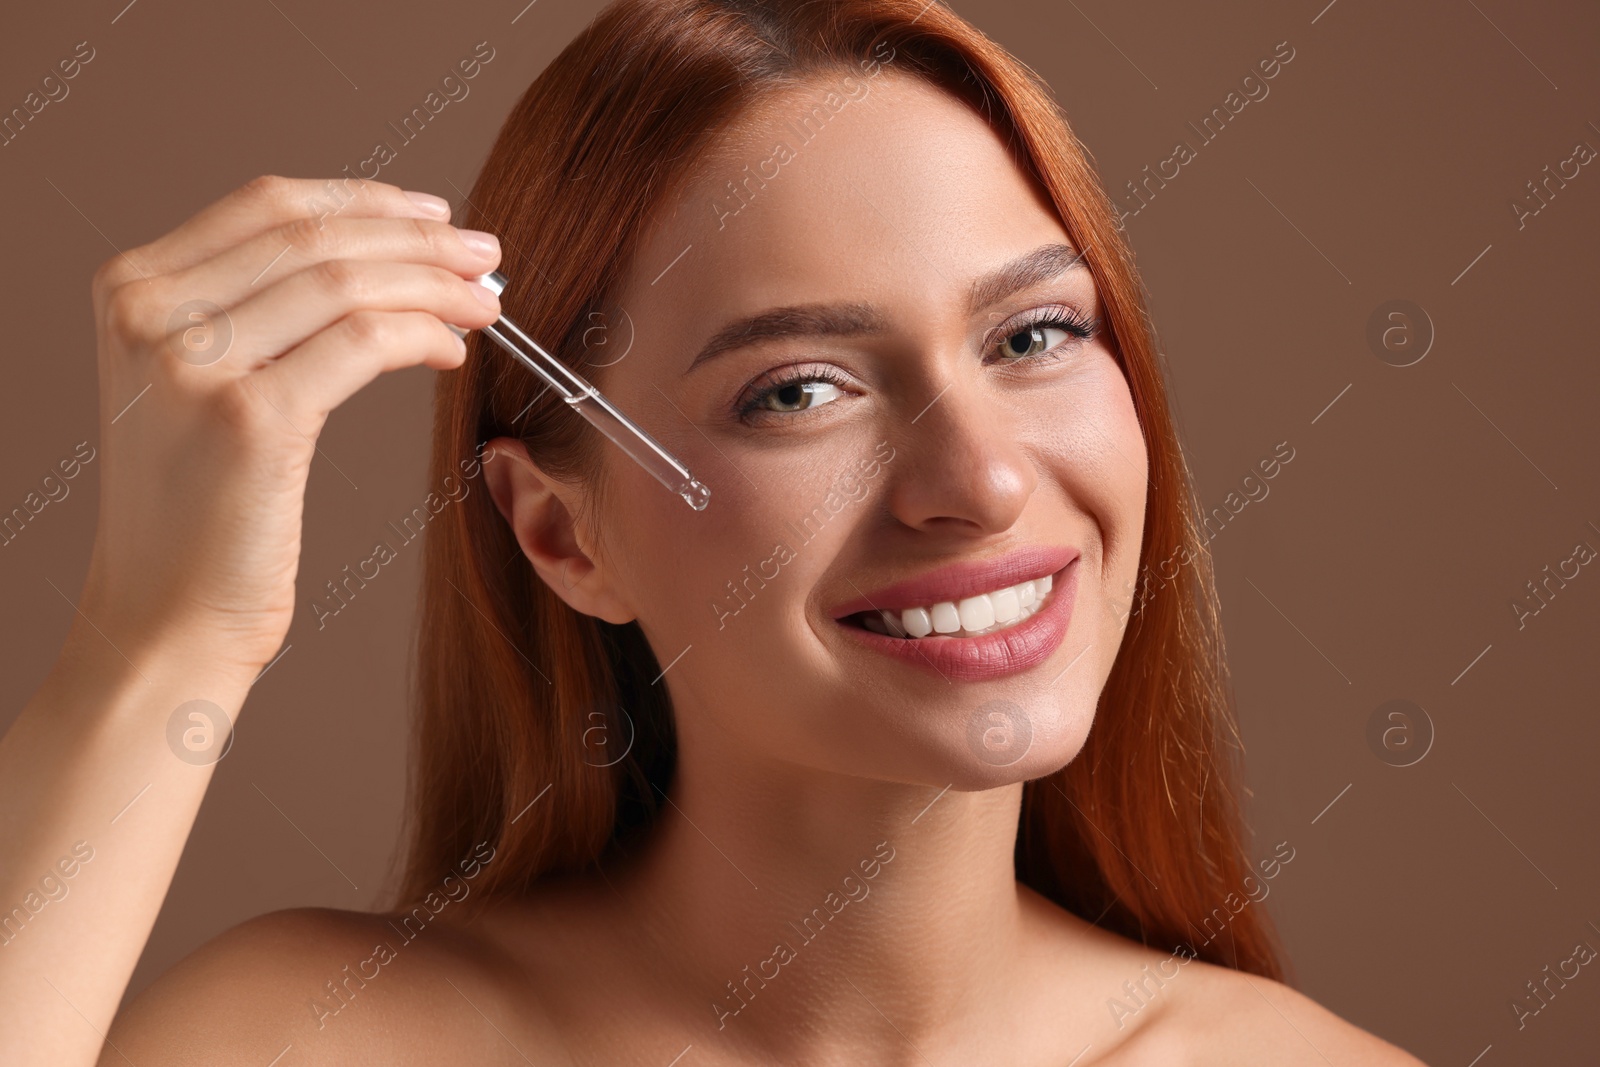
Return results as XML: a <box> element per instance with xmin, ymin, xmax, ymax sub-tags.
<box><xmin>600</xmin><ymin>437</ymin><xmax>903</xmax><ymax>766</ymax></box>
<box><xmin>600</xmin><ymin>446</ymin><xmax>861</xmax><ymax>656</ymax></box>
<box><xmin>1105</xmin><ymin>372</ymin><xmax>1150</xmax><ymax>532</ymax></box>
<box><xmin>1092</xmin><ymin>374</ymin><xmax>1148</xmax><ymax>590</ymax></box>
<box><xmin>1034</xmin><ymin>357</ymin><xmax>1147</xmax><ymax>625</ymax></box>
<box><xmin>1043</xmin><ymin>355</ymin><xmax>1148</xmax><ymax>529</ymax></box>
<box><xmin>1099</xmin><ymin>380</ymin><xmax>1149</xmax><ymax>650</ymax></box>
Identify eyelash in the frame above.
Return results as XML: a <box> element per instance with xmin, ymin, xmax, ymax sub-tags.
<box><xmin>734</xmin><ymin>304</ymin><xmax>1099</xmax><ymax>421</ymax></box>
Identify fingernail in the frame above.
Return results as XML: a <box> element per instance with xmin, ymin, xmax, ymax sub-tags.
<box><xmin>452</xmin><ymin>331</ymin><xmax>467</xmax><ymax>356</ymax></box>
<box><xmin>470</xmin><ymin>283</ymin><xmax>500</xmax><ymax>309</ymax></box>
<box><xmin>403</xmin><ymin>190</ymin><xmax>451</xmax><ymax>218</ymax></box>
<box><xmin>457</xmin><ymin>228</ymin><xmax>500</xmax><ymax>258</ymax></box>
<box><xmin>445</xmin><ymin>322</ymin><xmax>469</xmax><ymax>338</ymax></box>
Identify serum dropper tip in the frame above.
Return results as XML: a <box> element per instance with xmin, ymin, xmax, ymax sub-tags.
<box><xmin>681</xmin><ymin>479</ymin><xmax>711</xmax><ymax>511</ymax></box>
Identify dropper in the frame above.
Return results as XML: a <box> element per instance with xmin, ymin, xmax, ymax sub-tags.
<box><xmin>469</xmin><ymin>271</ymin><xmax>710</xmax><ymax>512</ymax></box>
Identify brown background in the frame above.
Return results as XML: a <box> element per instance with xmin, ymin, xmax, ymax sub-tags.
<box><xmin>2</xmin><ymin>0</ymin><xmax>1596</xmax><ymax>1060</ymax></box>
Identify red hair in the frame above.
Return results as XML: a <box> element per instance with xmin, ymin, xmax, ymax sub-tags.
<box><xmin>394</xmin><ymin>0</ymin><xmax>1285</xmax><ymax>981</ymax></box>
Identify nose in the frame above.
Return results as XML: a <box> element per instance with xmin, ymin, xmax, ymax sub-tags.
<box><xmin>884</xmin><ymin>381</ymin><xmax>1038</xmax><ymax>536</ymax></box>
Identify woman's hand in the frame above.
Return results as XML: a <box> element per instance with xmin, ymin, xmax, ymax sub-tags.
<box><xmin>79</xmin><ymin>175</ymin><xmax>502</xmax><ymax>674</ymax></box>
<box><xmin>0</xmin><ymin>177</ymin><xmax>503</xmax><ymax>1067</ymax></box>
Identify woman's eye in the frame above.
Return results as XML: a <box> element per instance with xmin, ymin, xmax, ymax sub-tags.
<box><xmin>998</xmin><ymin>324</ymin><xmax>1071</xmax><ymax>360</ymax></box>
<box><xmin>756</xmin><ymin>379</ymin><xmax>845</xmax><ymax>413</ymax></box>
<box><xmin>737</xmin><ymin>311</ymin><xmax>1091</xmax><ymax>423</ymax></box>
<box><xmin>988</xmin><ymin>306</ymin><xmax>1097</xmax><ymax>361</ymax></box>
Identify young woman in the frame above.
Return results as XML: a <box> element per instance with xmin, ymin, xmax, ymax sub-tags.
<box><xmin>0</xmin><ymin>0</ymin><xmax>1428</xmax><ymax>1062</ymax></box>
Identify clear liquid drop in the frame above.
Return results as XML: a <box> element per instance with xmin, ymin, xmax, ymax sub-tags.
<box><xmin>679</xmin><ymin>479</ymin><xmax>711</xmax><ymax>511</ymax></box>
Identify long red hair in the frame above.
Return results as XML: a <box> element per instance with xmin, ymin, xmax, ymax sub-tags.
<box><xmin>394</xmin><ymin>0</ymin><xmax>1285</xmax><ymax>981</ymax></box>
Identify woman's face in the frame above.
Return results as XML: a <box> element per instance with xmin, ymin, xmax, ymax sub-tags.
<box><xmin>552</xmin><ymin>70</ymin><xmax>1147</xmax><ymax>788</ymax></box>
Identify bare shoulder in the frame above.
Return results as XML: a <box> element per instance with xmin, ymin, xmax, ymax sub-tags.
<box><xmin>104</xmin><ymin>905</ymin><xmax>568</xmax><ymax>1067</ymax></box>
<box><xmin>999</xmin><ymin>887</ymin><xmax>1430</xmax><ymax>1066</ymax></box>
<box><xmin>1130</xmin><ymin>959</ymin><xmax>1431</xmax><ymax>1066</ymax></box>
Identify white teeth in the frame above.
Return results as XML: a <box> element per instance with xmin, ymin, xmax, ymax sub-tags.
<box><xmin>957</xmin><ymin>594</ymin><xmax>996</xmax><ymax>632</ymax></box>
<box><xmin>858</xmin><ymin>575</ymin><xmax>1056</xmax><ymax>640</ymax></box>
<box><xmin>992</xmin><ymin>586</ymin><xmax>1020</xmax><ymax>623</ymax></box>
<box><xmin>902</xmin><ymin>606</ymin><xmax>933</xmax><ymax>638</ymax></box>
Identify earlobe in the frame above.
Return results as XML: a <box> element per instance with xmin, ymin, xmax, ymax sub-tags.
<box><xmin>481</xmin><ymin>436</ymin><xmax>635</xmax><ymax>625</ymax></box>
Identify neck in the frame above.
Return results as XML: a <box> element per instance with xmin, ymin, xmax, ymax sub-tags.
<box><xmin>609</xmin><ymin>735</ymin><xmax>1033</xmax><ymax>1059</ymax></box>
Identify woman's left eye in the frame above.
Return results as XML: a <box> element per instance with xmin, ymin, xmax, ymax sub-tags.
<box><xmin>735</xmin><ymin>307</ymin><xmax>1097</xmax><ymax>423</ymax></box>
<box><xmin>990</xmin><ymin>308</ymin><xmax>1097</xmax><ymax>362</ymax></box>
<box><xmin>998</xmin><ymin>324</ymin><xmax>1071</xmax><ymax>359</ymax></box>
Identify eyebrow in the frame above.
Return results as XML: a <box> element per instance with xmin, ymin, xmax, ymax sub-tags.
<box><xmin>682</xmin><ymin>241</ymin><xmax>1086</xmax><ymax>374</ymax></box>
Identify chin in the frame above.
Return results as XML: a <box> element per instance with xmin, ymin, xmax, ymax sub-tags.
<box><xmin>839</xmin><ymin>692</ymin><xmax>1097</xmax><ymax>792</ymax></box>
<box><xmin>949</xmin><ymin>698</ymin><xmax>1096</xmax><ymax>790</ymax></box>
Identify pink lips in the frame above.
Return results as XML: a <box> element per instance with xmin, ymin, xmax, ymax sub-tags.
<box><xmin>830</xmin><ymin>545</ymin><xmax>1079</xmax><ymax>618</ymax></box>
<box><xmin>830</xmin><ymin>546</ymin><xmax>1081</xmax><ymax>682</ymax></box>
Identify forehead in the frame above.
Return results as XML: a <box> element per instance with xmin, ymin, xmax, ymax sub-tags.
<box><xmin>613</xmin><ymin>70</ymin><xmax>1073</xmax><ymax>351</ymax></box>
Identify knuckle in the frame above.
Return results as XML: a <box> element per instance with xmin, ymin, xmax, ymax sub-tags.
<box><xmin>428</xmin><ymin>264</ymin><xmax>469</xmax><ymax>300</ymax></box>
<box><xmin>426</xmin><ymin>311</ymin><xmax>461</xmax><ymax>346</ymax></box>
<box><xmin>282</xmin><ymin>214</ymin><xmax>332</xmax><ymax>256</ymax></box>
<box><xmin>341</xmin><ymin>309</ymin><xmax>392</xmax><ymax>348</ymax></box>
<box><xmin>376</xmin><ymin>179</ymin><xmax>409</xmax><ymax>202</ymax></box>
<box><xmin>211</xmin><ymin>377</ymin><xmax>299</xmax><ymax>442</ymax></box>
<box><xmin>407</xmin><ymin>216</ymin><xmax>445</xmax><ymax>256</ymax></box>
<box><xmin>212</xmin><ymin>377</ymin><xmax>262</xmax><ymax>431</ymax></box>
<box><xmin>430</xmin><ymin>313</ymin><xmax>458</xmax><ymax>342</ymax></box>
<box><xmin>102</xmin><ymin>283</ymin><xmax>159</xmax><ymax>346</ymax></box>
<box><xmin>91</xmin><ymin>254</ymin><xmax>130</xmax><ymax>298</ymax></box>
<box><xmin>241</xmin><ymin>174</ymin><xmax>293</xmax><ymax>209</ymax></box>
<box><xmin>314</xmin><ymin>258</ymin><xmax>366</xmax><ymax>302</ymax></box>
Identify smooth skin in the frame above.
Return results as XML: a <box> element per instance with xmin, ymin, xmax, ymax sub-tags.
<box><xmin>0</xmin><ymin>72</ymin><xmax>1429</xmax><ymax>1066</ymax></box>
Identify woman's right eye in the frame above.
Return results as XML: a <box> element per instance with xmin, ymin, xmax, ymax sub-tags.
<box><xmin>757</xmin><ymin>379</ymin><xmax>845</xmax><ymax>413</ymax></box>
<box><xmin>736</xmin><ymin>364</ymin><xmax>853</xmax><ymax>421</ymax></box>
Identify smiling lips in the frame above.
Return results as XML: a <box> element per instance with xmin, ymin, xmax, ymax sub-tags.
<box><xmin>830</xmin><ymin>545</ymin><xmax>1081</xmax><ymax>681</ymax></box>
<box><xmin>852</xmin><ymin>572</ymin><xmax>1056</xmax><ymax>638</ymax></box>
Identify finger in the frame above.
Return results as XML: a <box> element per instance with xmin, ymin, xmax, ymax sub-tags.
<box><xmin>162</xmin><ymin>215</ymin><xmax>500</xmax><ymax>310</ymax></box>
<box><xmin>202</xmin><ymin>260</ymin><xmax>498</xmax><ymax>369</ymax></box>
<box><xmin>253</xmin><ymin>309</ymin><xmax>469</xmax><ymax>425</ymax></box>
<box><xmin>107</xmin><ymin>176</ymin><xmax>452</xmax><ymax>284</ymax></box>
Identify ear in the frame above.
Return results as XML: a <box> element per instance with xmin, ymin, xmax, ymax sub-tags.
<box><xmin>481</xmin><ymin>436</ymin><xmax>635</xmax><ymax>625</ymax></box>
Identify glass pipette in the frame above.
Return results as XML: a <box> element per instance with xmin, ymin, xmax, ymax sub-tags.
<box><xmin>470</xmin><ymin>271</ymin><xmax>710</xmax><ymax>511</ymax></box>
